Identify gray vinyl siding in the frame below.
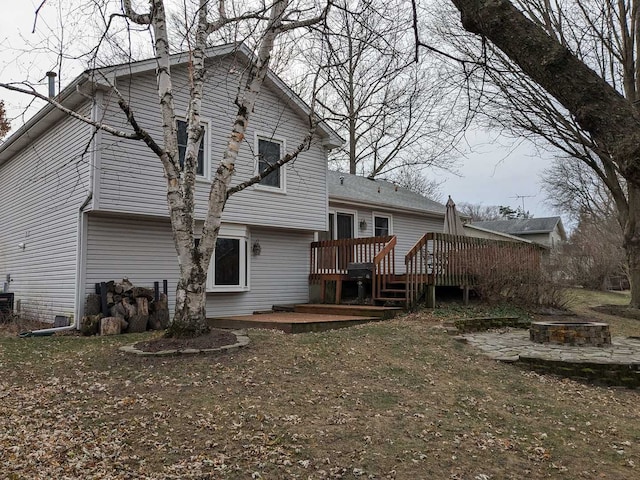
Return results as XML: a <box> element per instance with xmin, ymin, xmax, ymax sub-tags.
<box><xmin>207</xmin><ymin>227</ymin><xmax>312</xmax><ymax>316</ymax></box>
<box><xmin>0</xmin><ymin>108</ymin><xmax>92</xmax><ymax>322</ymax></box>
<box><xmin>520</xmin><ymin>232</ymin><xmax>553</xmax><ymax>247</ymax></box>
<box><xmin>84</xmin><ymin>214</ymin><xmax>312</xmax><ymax>317</ymax></box>
<box><xmin>84</xmin><ymin>214</ymin><xmax>180</xmax><ymax>304</ymax></box>
<box><xmin>97</xmin><ymin>59</ymin><xmax>328</xmax><ymax>231</ymax></box>
<box><xmin>329</xmin><ymin>201</ymin><xmax>444</xmax><ymax>273</ymax></box>
<box><xmin>464</xmin><ymin>226</ymin><xmax>521</xmax><ymax>242</ymax></box>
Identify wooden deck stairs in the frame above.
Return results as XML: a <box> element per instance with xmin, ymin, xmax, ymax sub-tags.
<box><xmin>374</xmin><ymin>274</ymin><xmax>408</xmax><ymax>305</ymax></box>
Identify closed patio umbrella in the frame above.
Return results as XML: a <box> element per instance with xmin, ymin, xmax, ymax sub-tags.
<box><xmin>443</xmin><ymin>195</ymin><xmax>465</xmax><ymax>236</ymax></box>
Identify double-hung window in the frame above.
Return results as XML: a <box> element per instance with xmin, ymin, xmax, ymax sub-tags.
<box><xmin>256</xmin><ymin>134</ymin><xmax>285</xmax><ymax>191</ymax></box>
<box><xmin>373</xmin><ymin>213</ymin><xmax>392</xmax><ymax>237</ymax></box>
<box><xmin>177</xmin><ymin>119</ymin><xmax>207</xmax><ymax>178</ymax></box>
<box><xmin>206</xmin><ymin>225</ymin><xmax>249</xmax><ymax>292</ymax></box>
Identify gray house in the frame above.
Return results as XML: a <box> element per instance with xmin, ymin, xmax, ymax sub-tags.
<box><xmin>324</xmin><ymin>171</ymin><xmax>447</xmax><ymax>271</ymax></box>
<box><xmin>0</xmin><ymin>44</ymin><xmax>342</xmax><ymax>325</ymax></box>
<box><xmin>469</xmin><ymin>217</ymin><xmax>567</xmax><ymax>248</ymax></box>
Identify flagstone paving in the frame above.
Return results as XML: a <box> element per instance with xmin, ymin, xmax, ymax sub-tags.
<box><xmin>458</xmin><ymin>330</ymin><xmax>640</xmax><ymax>364</ymax></box>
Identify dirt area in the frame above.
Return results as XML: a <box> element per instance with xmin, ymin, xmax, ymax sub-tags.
<box><xmin>133</xmin><ymin>329</ymin><xmax>237</xmax><ymax>352</ymax></box>
<box><xmin>0</xmin><ymin>316</ymin><xmax>52</xmax><ymax>337</ymax></box>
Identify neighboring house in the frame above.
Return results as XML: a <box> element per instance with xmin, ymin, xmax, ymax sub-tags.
<box><xmin>463</xmin><ymin>224</ymin><xmax>541</xmax><ymax>246</ymax></box>
<box><xmin>0</xmin><ymin>44</ymin><xmax>342</xmax><ymax>324</ymax></box>
<box><xmin>324</xmin><ymin>171</ymin><xmax>447</xmax><ymax>271</ymax></box>
<box><xmin>469</xmin><ymin>217</ymin><xmax>567</xmax><ymax>248</ymax></box>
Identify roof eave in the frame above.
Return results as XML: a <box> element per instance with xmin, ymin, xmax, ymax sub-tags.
<box><xmin>329</xmin><ymin>194</ymin><xmax>446</xmax><ymax>217</ymax></box>
<box><xmin>0</xmin><ymin>73</ymin><xmax>90</xmax><ymax>164</ymax></box>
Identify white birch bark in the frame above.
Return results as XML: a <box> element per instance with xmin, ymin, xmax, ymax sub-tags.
<box><xmin>126</xmin><ymin>0</ymin><xmax>329</xmax><ymax>337</ymax></box>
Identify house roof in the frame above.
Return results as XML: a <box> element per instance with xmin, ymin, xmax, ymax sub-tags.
<box><xmin>0</xmin><ymin>43</ymin><xmax>343</xmax><ymax>165</ymax></box>
<box><xmin>328</xmin><ymin>171</ymin><xmax>447</xmax><ymax>216</ymax></box>
<box><xmin>470</xmin><ymin>217</ymin><xmax>566</xmax><ymax>240</ymax></box>
<box><xmin>463</xmin><ymin>224</ymin><xmax>540</xmax><ymax>245</ymax></box>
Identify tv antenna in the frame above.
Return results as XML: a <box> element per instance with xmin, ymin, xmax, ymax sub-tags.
<box><xmin>511</xmin><ymin>194</ymin><xmax>535</xmax><ymax>212</ymax></box>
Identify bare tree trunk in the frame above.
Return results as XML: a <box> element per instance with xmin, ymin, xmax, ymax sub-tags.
<box><xmin>448</xmin><ymin>0</ymin><xmax>640</xmax><ymax>306</ymax></box>
<box><xmin>166</xmin><ymin>268</ymin><xmax>209</xmax><ymax>338</ymax></box>
<box><xmin>624</xmin><ymin>184</ymin><xmax>640</xmax><ymax>307</ymax></box>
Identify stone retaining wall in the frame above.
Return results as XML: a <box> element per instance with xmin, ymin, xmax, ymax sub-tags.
<box><xmin>450</xmin><ymin>316</ymin><xmax>531</xmax><ymax>333</ymax></box>
<box><xmin>530</xmin><ymin>322</ymin><xmax>611</xmax><ymax>347</ymax></box>
<box><xmin>518</xmin><ymin>356</ymin><xmax>640</xmax><ymax>388</ymax></box>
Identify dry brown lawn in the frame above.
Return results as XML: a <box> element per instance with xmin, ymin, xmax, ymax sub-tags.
<box><xmin>1</xmin><ymin>290</ymin><xmax>639</xmax><ymax>479</ymax></box>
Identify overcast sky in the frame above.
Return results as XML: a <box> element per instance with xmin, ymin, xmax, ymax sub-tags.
<box><xmin>435</xmin><ymin>130</ymin><xmax>557</xmax><ymax>218</ymax></box>
<box><xmin>1</xmin><ymin>1</ymin><xmax>561</xmax><ymax>220</ymax></box>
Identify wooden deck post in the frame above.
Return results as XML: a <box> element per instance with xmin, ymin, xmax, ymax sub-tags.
<box><xmin>462</xmin><ymin>286</ymin><xmax>470</xmax><ymax>305</ymax></box>
<box><xmin>426</xmin><ymin>285</ymin><xmax>436</xmax><ymax>308</ymax></box>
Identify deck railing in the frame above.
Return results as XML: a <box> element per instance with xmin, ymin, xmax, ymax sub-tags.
<box><xmin>405</xmin><ymin>232</ymin><xmax>543</xmax><ymax>308</ymax></box>
<box><xmin>372</xmin><ymin>236</ymin><xmax>397</xmax><ymax>300</ymax></box>
<box><xmin>310</xmin><ymin>235</ymin><xmax>395</xmax><ymax>276</ymax></box>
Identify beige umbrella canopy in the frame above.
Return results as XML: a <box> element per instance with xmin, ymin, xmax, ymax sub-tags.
<box><xmin>443</xmin><ymin>196</ymin><xmax>466</xmax><ymax>236</ymax></box>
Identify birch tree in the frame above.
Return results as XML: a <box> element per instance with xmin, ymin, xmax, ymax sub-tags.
<box><xmin>0</xmin><ymin>101</ymin><xmax>9</xmax><ymax>139</ymax></box>
<box><xmin>433</xmin><ymin>0</ymin><xmax>640</xmax><ymax>307</ymax></box>
<box><xmin>2</xmin><ymin>0</ymin><xmax>330</xmax><ymax>337</ymax></box>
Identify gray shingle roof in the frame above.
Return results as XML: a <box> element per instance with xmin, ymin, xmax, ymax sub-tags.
<box><xmin>470</xmin><ymin>217</ymin><xmax>564</xmax><ymax>236</ymax></box>
<box><xmin>328</xmin><ymin>171</ymin><xmax>446</xmax><ymax>216</ymax></box>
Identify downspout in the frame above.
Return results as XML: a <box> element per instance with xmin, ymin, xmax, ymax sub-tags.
<box><xmin>21</xmin><ymin>193</ymin><xmax>93</xmax><ymax>336</ymax></box>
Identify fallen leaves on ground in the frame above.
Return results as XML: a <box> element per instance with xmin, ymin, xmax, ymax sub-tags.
<box><xmin>1</xmin><ymin>310</ymin><xmax>639</xmax><ymax>479</ymax></box>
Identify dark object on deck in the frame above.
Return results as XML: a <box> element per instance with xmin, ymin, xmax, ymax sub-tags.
<box><xmin>348</xmin><ymin>263</ymin><xmax>374</xmax><ymax>303</ymax></box>
<box><xmin>347</xmin><ymin>262</ymin><xmax>374</xmax><ymax>280</ymax></box>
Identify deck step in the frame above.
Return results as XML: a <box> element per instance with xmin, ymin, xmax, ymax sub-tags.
<box><xmin>293</xmin><ymin>303</ymin><xmax>402</xmax><ymax>319</ymax></box>
<box><xmin>381</xmin><ymin>288</ymin><xmax>406</xmax><ymax>294</ymax></box>
<box><xmin>272</xmin><ymin>304</ymin><xmax>296</xmax><ymax>312</ymax></box>
<box><xmin>374</xmin><ymin>297</ymin><xmax>407</xmax><ymax>303</ymax></box>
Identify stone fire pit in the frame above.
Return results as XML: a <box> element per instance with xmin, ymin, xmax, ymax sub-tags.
<box><xmin>530</xmin><ymin>321</ymin><xmax>611</xmax><ymax>347</ymax></box>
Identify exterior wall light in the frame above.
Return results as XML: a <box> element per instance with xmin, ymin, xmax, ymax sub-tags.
<box><xmin>252</xmin><ymin>240</ymin><xmax>262</xmax><ymax>256</ymax></box>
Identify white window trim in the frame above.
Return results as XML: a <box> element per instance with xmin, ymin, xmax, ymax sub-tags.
<box><xmin>254</xmin><ymin>132</ymin><xmax>287</xmax><ymax>193</ymax></box>
<box><xmin>329</xmin><ymin>208</ymin><xmax>359</xmax><ymax>239</ymax></box>
<box><xmin>206</xmin><ymin>224</ymin><xmax>250</xmax><ymax>292</ymax></box>
<box><xmin>177</xmin><ymin>117</ymin><xmax>211</xmax><ymax>181</ymax></box>
<box><xmin>372</xmin><ymin>212</ymin><xmax>393</xmax><ymax>236</ymax></box>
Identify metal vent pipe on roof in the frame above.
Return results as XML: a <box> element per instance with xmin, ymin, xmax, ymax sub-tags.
<box><xmin>46</xmin><ymin>71</ymin><xmax>57</xmax><ymax>98</ymax></box>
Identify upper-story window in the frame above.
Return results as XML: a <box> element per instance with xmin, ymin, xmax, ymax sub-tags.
<box><xmin>177</xmin><ymin>119</ymin><xmax>207</xmax><ymax>177</ymax></box>
<box><xmin>256</xmin><ymin>134</ymin><xmax>286</xmax><ymax>191</ymax></box>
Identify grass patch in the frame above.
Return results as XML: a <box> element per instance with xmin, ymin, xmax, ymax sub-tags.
<box><xmin>1</xmin><ymin>291</ymin><xmax>640</xmax><ymax>478</ymax></box>
<box><xmin>564</xmin><ymin>288</ymin><xmax>639</xmax><ymax>336</ymax></box>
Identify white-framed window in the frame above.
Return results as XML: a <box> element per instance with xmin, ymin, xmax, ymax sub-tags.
<box><xmin>206</xmin><ymin>224</ymin><xmax>250</xmax><ymax>292</ymax></box>
<box><xmin>373</xmin><ymin>212</ymin><xmax>393</xmax><ymax>237</ymax></box>
<box><xmin>177</xmin><ymin>118</ymin><xmax>210</xmax><ymax>179</ymax></box>
<box><xmin>255</xmin><ymin>133</ymin><xmax>286</xmax><ymax>192</ymax></box>
<box><xmin>319</xmin><ymin>209</ymin><xmax>358</xmax><ymax>240</ymax></box>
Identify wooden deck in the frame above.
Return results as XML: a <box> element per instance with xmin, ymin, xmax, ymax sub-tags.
<box><xmin>208</xmin><ymin>304</ymin><xmax>403</xmax><ymax>334</ymax></box>
<box><xmin>310</xmin><ymin>233</ymin><xmax>545</xmax><ymax>309</ymax></box>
